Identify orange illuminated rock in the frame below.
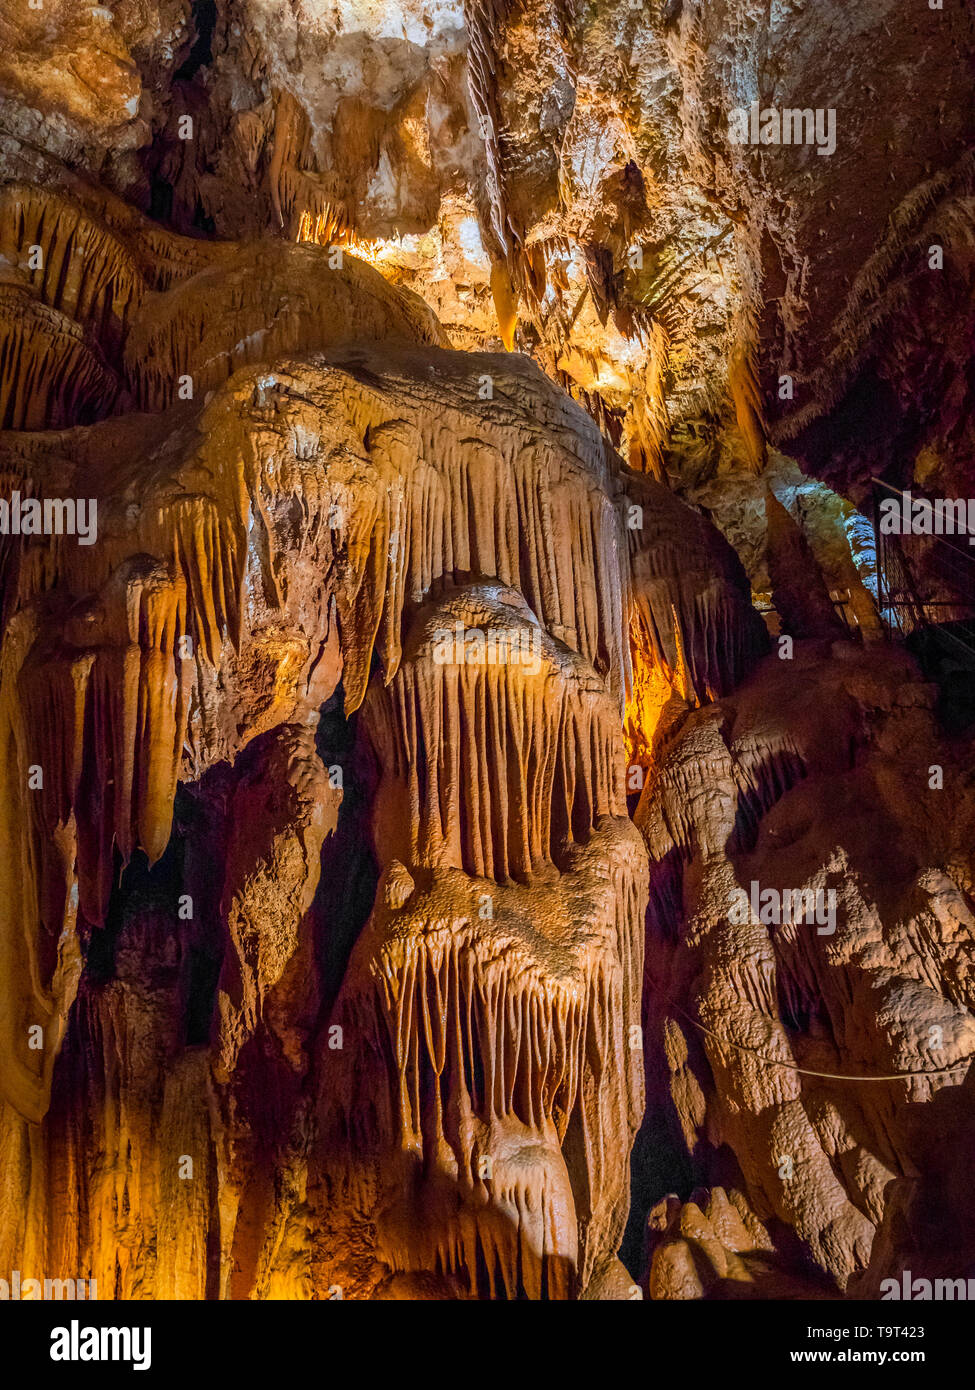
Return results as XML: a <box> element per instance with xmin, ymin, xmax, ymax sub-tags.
<box><xmin>0</xmin><ymin>232</ymin><xmax>752</xmax><ymax>1291</ymax></box>
<box><xmin>312</xmin><ymin>584</ymin><xmax>647</xmax><ymax>1298</ymax></box>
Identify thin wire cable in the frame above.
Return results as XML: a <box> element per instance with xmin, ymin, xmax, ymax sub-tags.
<box><xmin>666</xmin><ymin>1000</ymin><xmax>974</xmax><ymax>1083</ymax></box>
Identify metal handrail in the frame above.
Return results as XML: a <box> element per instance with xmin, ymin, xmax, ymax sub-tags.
<box><xmin>869</xmin><ymin>478</ymin><xmax>975</xmax><ymax>661</ymax></box>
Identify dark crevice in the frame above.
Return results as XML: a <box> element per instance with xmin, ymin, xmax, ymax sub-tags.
<box><xmin>314</xmin><ymin>684</ymin><xmax>381</xmax><ymax>1008</ymax></box>
<box><xmin>192</xmin><ymin>199</ymin><xmax>217</xmax><ymax>235</ymax></box>
<box><xmin>148</xmin><ymin>176</ymin><xmax>174</xmax><ymax>223</ymax></box>
<box><xmin>175</xmin><ymin>0</ymin><xmax>217</xmax><ymax>81</ymax></box>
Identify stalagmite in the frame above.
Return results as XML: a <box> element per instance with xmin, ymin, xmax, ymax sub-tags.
<box><xmin>765</xmin><ymin>491</ymin><xmax>848</xmax><ymax>641</ymax></box>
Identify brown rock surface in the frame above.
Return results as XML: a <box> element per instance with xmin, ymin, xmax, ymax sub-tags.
<box><xmin>635</xmin><ymin>642</ymin><xmax>975</xmax><ymax>1292</ymax></box>
<box><xmin>0</xmin><ymin>209</ymin><xmax>761</xmax><ymax>1291</ymax></box>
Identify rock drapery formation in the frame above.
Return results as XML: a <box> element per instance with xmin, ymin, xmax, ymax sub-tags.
<box><xmin>0</xmin><ymin>195</ymin><xmax>756</xmax><ymax>1294</ymax></box>
<box><xmin>0</xmin><ymin>0</ymin><xmax>973</xmax><ymax>1303</ymax></box>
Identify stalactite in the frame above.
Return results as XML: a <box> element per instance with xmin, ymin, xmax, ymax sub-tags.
<box><xmin>267</xmin><ymin>89</ymin><xmax>294</xmax><ymax>231</ymax></box>
<box><xmin>0</xmin><ymin>608</ymin><xmax>82</xmax><ymax>1126</ymax></box>
<box><xmin>14</xmin><ymin>557</ymin><xmax>190</xmax><ymax>922</ymax></box>
<box><xmin>320</xmin><ymin>583</ymin><xmax>647</xmax><ymax>1296</ymax></box>
<box><xmin>728</xmin><ymin>323</ymin><xmax>767</xmax><ymax>473</ymax></box>
<box><xmin>363</xmin><ymin>585</ymin><xmax>626</xmax><ymax>880</ymax></box>
<box><xmin>0</xmin><ymin>184</ymin><xmax>148</xmax><ymax>351</ymax></box>
<box><xmin>0</xmin><ymin>285</ymin><xmax>118</xmax><ymax>428</ymax></box>
<box><xmin>489</xmin><ymin>260</ymin><xmax>519</xmax><ymax>351</ymax></box>
<box><xmin>627</xmin><ymin>471</ymin><xmax>769</xmax><ymax>718</ymax></box>
<box><xmin>627</xmin><ymin>326</ymin><xmax>671</xmax><ymax>480</ymax></box>
<box><xmin>123</xmin><ymin>241</ymin><xmax>446</xmax><ymax>411</ymax></box>
<box><xmin>345</xmin><ymin>399</ymin><xmax>633</xmax><ymax>711</ymax></box>
<box><xmin>463</xmin><ymin>0</ymin><xmax>537</xmax><ymax>344</ymax></box>
<box><xmin>463</xmin><ymin>0</ymin><xmax>517</xmax><ymax>259</ymax></box>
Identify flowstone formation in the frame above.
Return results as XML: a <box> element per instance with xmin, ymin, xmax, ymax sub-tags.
<box><xmin>0</xmin><ymin>0</ymin><xmax>973</xmax><ymax>1306</ymax></box>
<box><xmin>0</xmin><ymin>183</ymin><xmax>766</xmax><ymax>1297</ymax></box>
